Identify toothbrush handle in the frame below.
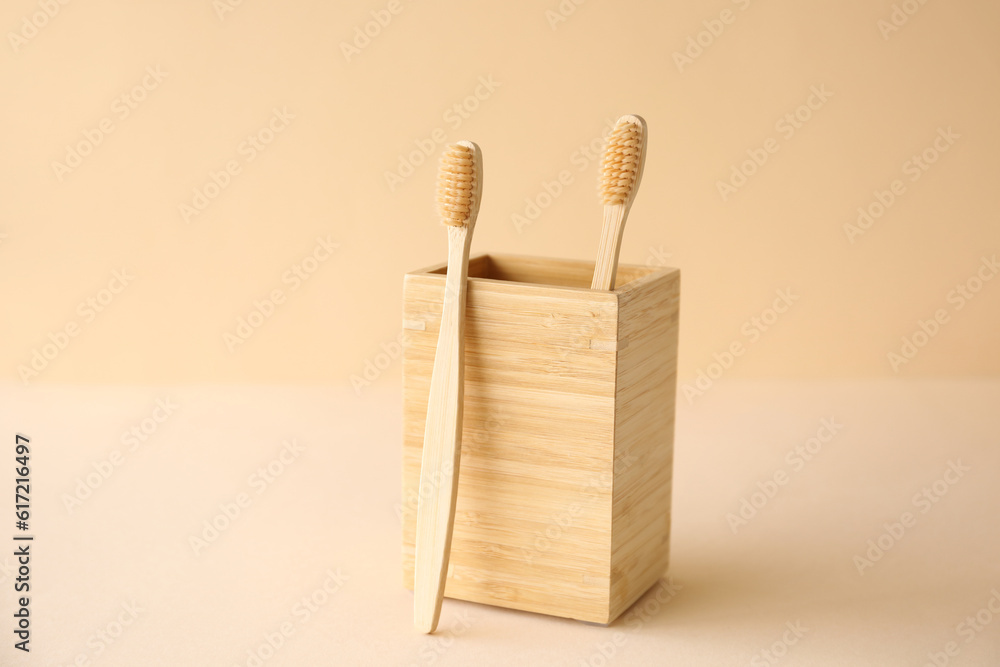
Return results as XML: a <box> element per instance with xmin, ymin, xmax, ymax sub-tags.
<box><xmin>591</xmin><ymin>203</ymin><xmax>629</xmax><ymax>290</ymax></box>
<box><xmin>414</xmin><ymin>226</ymin><xmax>471</xmax><ymax>634</ymax></box>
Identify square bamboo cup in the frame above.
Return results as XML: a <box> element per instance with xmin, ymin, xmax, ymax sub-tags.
<box><xmin>401</xmin><ymin>254</ymin><xmax>680</xmax><ymax>624</ymax></box>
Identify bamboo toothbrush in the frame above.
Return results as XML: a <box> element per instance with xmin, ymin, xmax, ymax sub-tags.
<box><xmin>591</xmin><ymin>115</ymin><xmax>647</xmax><ymax>290</ymax></box>
<box><xmin>413</xmin><ymin>141</ymin><xmax>483</xmax><ymax>634</ymax></box>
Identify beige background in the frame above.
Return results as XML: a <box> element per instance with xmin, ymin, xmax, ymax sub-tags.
<box><xmin>1</xmin><ymin>0</ymin><xmax>997</xmax><ymax>386</ymax></box>
<box><xmin>2</xmin><ymin>1</ymin><xmax>1000</xmax><ymax>666</ymax></box>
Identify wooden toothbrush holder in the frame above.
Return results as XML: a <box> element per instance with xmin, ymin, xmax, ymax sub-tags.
<box><xmin>401</xmin><ymin>254</ymin><xmax>680</xmax><ymax>624</ymax></box>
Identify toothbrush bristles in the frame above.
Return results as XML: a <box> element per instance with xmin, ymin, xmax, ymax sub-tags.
<box><xmin>437</xmin><ymin>144</ymin><xmax>475</xmax><ymax>226</ymax></box>
<box><xmin>599</xmin><ymin>120</ymin><xmax>643</xmax><ymax>205</ymax></box>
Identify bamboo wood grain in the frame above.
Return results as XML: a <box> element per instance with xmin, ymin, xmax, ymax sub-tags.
<box><xmin>402</xmin><ymin>254</ymin><xmax>679</xmax><ymax>624</ymax></box>
<box><xmin>590</xmin><ymin>204</ymin><xmax>630</xmax><ymax>290</ymax></box>
<box><xmin>414</xmin><ymin>254</ymin><xmax>652</xmax><ymax>291</ymax></box>
<box><xmin>413</xmin><ymin>143</ymin><xmax>483</xmax><ymax>634</ymax></box>
<box><xmin>609</xmin><ymin>269</ymin><xmax>679</xmax><ymax>619</ymax></box>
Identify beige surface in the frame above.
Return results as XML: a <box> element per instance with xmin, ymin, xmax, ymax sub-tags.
<box><xmin>3</xmin><ymin>379</ymin><xmax>998</xmax><ymax>666</ymax></box>
<box><xmin>2</xmin><ymin>0</ymin><xmax>999</xmax><ymax>384</ymax></box>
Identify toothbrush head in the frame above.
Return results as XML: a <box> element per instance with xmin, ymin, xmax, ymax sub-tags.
<box><xmin>436</xmin><ymin>141</ymin><xmax>482</xmax><ymax>228</ymax></box>
<box><xmin>599</xmin><ymin>115</ymin><xmax>647</xmax><ymax>207</ymax></box>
